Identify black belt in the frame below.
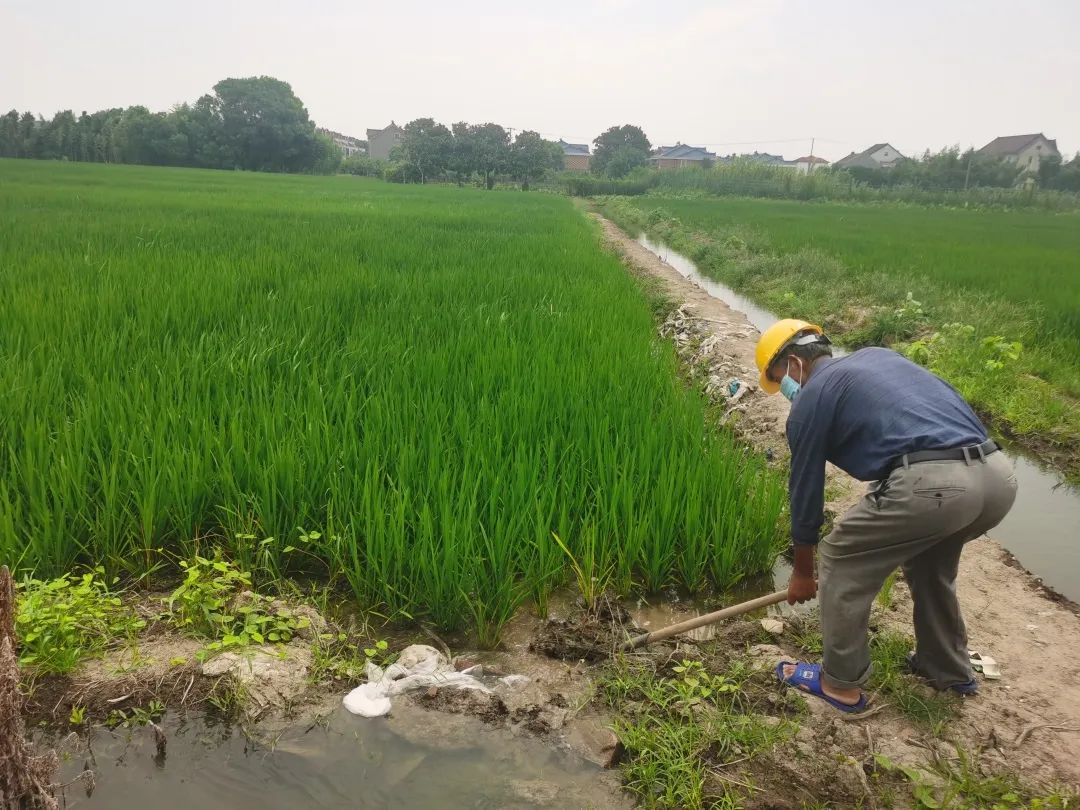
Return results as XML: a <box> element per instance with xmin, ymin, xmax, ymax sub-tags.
<box><xmin>886</xmin><ymin>439</ymin><xmax>999</xmax><ymax>475</ymax></box>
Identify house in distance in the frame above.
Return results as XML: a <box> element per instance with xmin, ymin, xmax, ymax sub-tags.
<box><xmin>366</xmin><ymin>122</ymin><xmax>404</xmax><ymax>161</ymax></box>
<box><xmin>794</xmin><ymin>155</ymin><xmax>830</xmax><ymax>174</ymax></box>
<box><xmin>649</xmin><ymin>144</ymin><xmax>717</xmax><ymax>170</ymax></box>
<box><xmin>317</xmin><ymin>128</ymin><xmax>365</xmax><ymax>158</ymax></box>
<box><xmin>833</xmin><ymin>143</ymin><xmax>905</xmax><ymax>170</ymax></box>
<box><xmin>977</xmin><ymin>133</ymin><xmax>1060</xmax><ymax>174</ymax></box>
<box><xmin>558</xmin><ymin>140</ymin><xmax>591</xmax><ymax>172</ymax></box>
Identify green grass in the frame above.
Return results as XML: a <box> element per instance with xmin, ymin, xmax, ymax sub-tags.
<box><xmin>0</xmin><ymin>159</ymin><xmax>785</xmax><ymax>643</ymax></box>
<box><xmin>599</xmin><ymin>196</ymin><xmax>1080</xmax><ymax>474</ymax></box>
<box><xmin>600</xmin><ymin>657</ymin><xmax>791</xmax><ymax>809</ymax></box>
<box><xmin>620</xmin><ymin>196</ymin><xmax>1080</xmax><ymax>353</ymax></box>
<box><xmin>868</xmin><ymin>627</ymin><xmax>958</xmax><ymax>732</ymax></box>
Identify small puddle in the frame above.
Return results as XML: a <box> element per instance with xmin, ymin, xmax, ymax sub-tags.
<box><xmin>637</xmin><ymin>233</ymin><xmax>1080</xmax><ymax>602</ymax></box>
<box><xmin>46</xmin><ymin>706</ymin><xmax>628</xmax><ymax>809</ymax></box>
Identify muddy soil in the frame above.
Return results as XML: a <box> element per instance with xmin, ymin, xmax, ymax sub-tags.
<box><xmin>593</xmin><ymin>211</ymin><xmax>1080</xmax><ymax>792</ymax></box>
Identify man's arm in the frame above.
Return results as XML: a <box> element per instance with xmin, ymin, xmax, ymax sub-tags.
<box><xmin>786</xmin><ymin>411</ymin><xmax>828</xmax><ymax>604</ymax></box>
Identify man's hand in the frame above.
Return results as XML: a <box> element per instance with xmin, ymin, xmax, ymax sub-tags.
<box><xmin>787</xmin><ymin>571</ymin><xmax>817</xmax><ymax>604</ymax></box>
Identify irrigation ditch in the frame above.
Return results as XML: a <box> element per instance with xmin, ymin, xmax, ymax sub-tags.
<box><xmin>631</xmin><ymin>232</ymin><xmax>1080</xmax><ymax>606</ymax></box>
<box><xmin>8</xmin><ymin>209</ymin><xmax>1078</xmax><ymax>809</ymax></box>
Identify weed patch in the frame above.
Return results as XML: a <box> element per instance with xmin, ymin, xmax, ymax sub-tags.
<box><xmin>15</xmin><ymin>569</ymin><xmax>145</xmax><ymax>675</ymax></box>
<box><xmin>600</xmin><ymin>656</ymin><xmax>791</xmax><ymax>809</ymax></box>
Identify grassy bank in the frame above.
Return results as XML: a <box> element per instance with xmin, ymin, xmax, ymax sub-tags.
<box><xmin>597</xmin><ymin>196</ymin><xmax>1080</xmax><ymax>478</ymax></box>
<box><xmin>566</xmin><ymin>164</ymin><xmax>1080</xmax><ymax>212</ymax></box>
<box><xmin>0</xmin><ymin>160</ymin><xmax>785</xmax><ymax>643</ymax></box>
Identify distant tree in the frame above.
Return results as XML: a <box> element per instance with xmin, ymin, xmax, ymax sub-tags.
<box><xmin>510</xmin><ymin>131</ymin><xmax>563</xmax><ymax>190</ymax></box>
<box><xmin>1041</xmin><ymin>153</ymin><xmax>1080</xmax><ymax>192</ymax></box>
<box><xmin>592</xmin><ymin>124</ymin><xmax>651</xmax><ymax>176</ymax></box>
<box><xmin>602</xmin><ymin>144</ymin><xmax>649</xmax><ymax>179</ymax></box>
<box><xmin>311</xmin><ymin>132</ymin><xmax>343</xmax><ymax>174</ymax></box>
<box><xmin>469</xmin><ymin>123</ymin><xmax>510</xmax><ymax>189</ymax></box>
<box><xmin>401</xmin><ymin>118</ymin><xmax>454</xmax><ymax>183</ymax></box>
<box><xmin>0</xmin><ymin>110</ymin><xmax>20</xmax><ymax>157</ymax></box>
<box><xmin>212</xmin><ymin>76</ymin><xmax>320</xmax><ymax>172</ymax></box>
<box><xmin>449</xmin><ymin>121</ymin><xmax>475</xmax><ymax>183</ymax></box>
<box><xmin>174</xmin><ymin>95</ymin><xmax>235</xmax><ymax>168</ymax></box>
<box><xmin>18</xmin><ymin>112</ymin><xmax>36</xmax><ymax>158</ymax></box>
<box><xmin>1037</xmin><ymin>153</ymin><xmax>1063</xmax><ymax>188</ymax></box>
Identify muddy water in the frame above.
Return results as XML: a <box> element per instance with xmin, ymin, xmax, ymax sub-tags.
<box><xmin>49</xmin><ymin>705</ymin><xmax>628</xmax><ymax>809</ymax></box>
<box><xmin>637</xmin><ymin>234</ymin><xmax>1080</xmax><ymax>602</ymax></box>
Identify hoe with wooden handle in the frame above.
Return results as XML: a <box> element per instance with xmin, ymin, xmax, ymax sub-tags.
<box><xmin>620</xmin><ymin>589</ymin><xmax>788</xmax><ymax>651</ymax></box>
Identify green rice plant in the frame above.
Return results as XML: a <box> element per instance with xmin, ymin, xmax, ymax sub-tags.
<box><xmin>0</xmin><ymin>160</ymin><xmax>786</xmax><ymax>641</ymax></box>
<box><xmin>551</xmin><ymin>529</ymin><xmax>615</xmax><ymax>612</ymax></box>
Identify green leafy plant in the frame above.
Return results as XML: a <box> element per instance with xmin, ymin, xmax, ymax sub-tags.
<box><xmin>981</xmin><ymin>335</ymin><xmax>1023</xmax><ymax>372</ymax></box>
<box><xmin>670</xmin><ymin>660</ymin><xmax>740</xmax><ymax>712</ymax></box>
<box><xmin>68</xmin><ymin>705</ymin><xmax>87</xmax><ymax>727</ymax></box>
<box><xmin>166</xmin><ymin>553</ymin><xmax>309</xmax><ymax>655</ymax></box>
<box><xmin>106</xmin><ymin>700</ymin><xmax>165</xmax><ymax>729</ymax></box>
<box><xmin>363</xmin><ymin>638</ymin><xmax>389</xmax><ymax>662</ymax></box>
<box><xmin>15</xmin><ymin>569</ymin><xmax>145</xmax><ymax>674</ymax></box>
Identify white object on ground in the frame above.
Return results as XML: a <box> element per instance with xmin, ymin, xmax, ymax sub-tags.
<box><xmin>760</xmin><ymin>618</ymin><xmax>785</xmax><ymax>635</ymax></box>
<box><xmin>343</xmin><ymin>644</ymin><xmax>492</xmax><ymax>718</ymax></box>
<box><xmin>968</xmin><ymin>651</ymin><xmax>1002</xmax><ymax>680</ymax></box>
<box><xmin>499</xmin><ymin>674</ymin><xmax>531</xmax><ymax>688</ymax></box>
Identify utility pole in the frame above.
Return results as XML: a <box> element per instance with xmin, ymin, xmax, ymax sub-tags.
<box><xmin>964</xmin><ymin>151</ymin><xmax>973</xmax><ymax>191</ymax></box>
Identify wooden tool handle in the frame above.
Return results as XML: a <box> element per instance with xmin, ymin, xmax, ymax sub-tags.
<box><xmin>620</xmin><ymin>589</ymin><xmax>788</xmax><ymax>651</ymax></box>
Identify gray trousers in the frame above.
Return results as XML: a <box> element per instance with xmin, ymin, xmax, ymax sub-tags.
<box><xmin>819</xmin><ymin>451</ymin><xmax>1017</xmax><ymax>690</ymax></box>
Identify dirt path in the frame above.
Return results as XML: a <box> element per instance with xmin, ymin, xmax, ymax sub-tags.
<box><xmin>594</xmin><ymin>211</ymin><xmax>1080</xmax><ymax>790</ymax></box>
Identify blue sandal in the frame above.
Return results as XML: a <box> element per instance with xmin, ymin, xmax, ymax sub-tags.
<box><xmin>776</xmin><ymin>660</ymin><xmax>868</xmax><ymax>714</ymax></box>
<box><xmin>906</xmin><ymin>652</ymin><xmax>978</xmax><ymax>696</ymax></box>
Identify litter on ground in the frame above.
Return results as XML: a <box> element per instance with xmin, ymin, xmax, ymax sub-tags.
<box><xmin>343</xmin><ymin>645</ymin><xmax>496</xmax><ymax>718</ymax></box>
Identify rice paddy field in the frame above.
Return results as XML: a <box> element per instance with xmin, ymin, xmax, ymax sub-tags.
<box><xmin>617</xmin><ymin>197</ymin><xmax>1080</xmax><ymax>358</ymax></box>
<box><xmin>0</xmin><ymin>159</ymin><xmax>785</xmax><ymax>641</ymax></box>
<box><xmin>601</xmin><ymin>195</ymin><xmax>1080</xmax><ymax>473</ymax></box>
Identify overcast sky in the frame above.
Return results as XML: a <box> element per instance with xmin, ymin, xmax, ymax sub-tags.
<box><xmin>3</xmin><ymin>0</ymin><xmax>1078</xmax><ymax>161</ymax></box>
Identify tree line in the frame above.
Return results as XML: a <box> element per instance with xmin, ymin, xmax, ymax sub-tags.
<box><xmin>1</xmin><ymin>77</ymin><xmax>341</xmax><ymax>174</ymax></box>
<box><xmin>347</xmin><ymin>119</ymin><xmax>565</xmax><ymax>190</ymax></box>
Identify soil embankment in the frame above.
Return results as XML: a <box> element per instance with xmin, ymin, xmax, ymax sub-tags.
<box><xmin>593</xmin><ymin>210</ymin><xmax>1080</xmax><ymax>790</ymax></box>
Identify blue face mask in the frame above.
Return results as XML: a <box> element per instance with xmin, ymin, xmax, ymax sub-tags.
<box><xmin>779</xmin><ymin>358</ymin><xmax>802</xmax><ymax>401</ymax></box>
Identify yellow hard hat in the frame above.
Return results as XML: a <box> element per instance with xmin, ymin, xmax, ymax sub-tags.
<box><xmin>755</xmin><ymin>319</ymin><xmax>824</xmax><ymax>394</ymax></box>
